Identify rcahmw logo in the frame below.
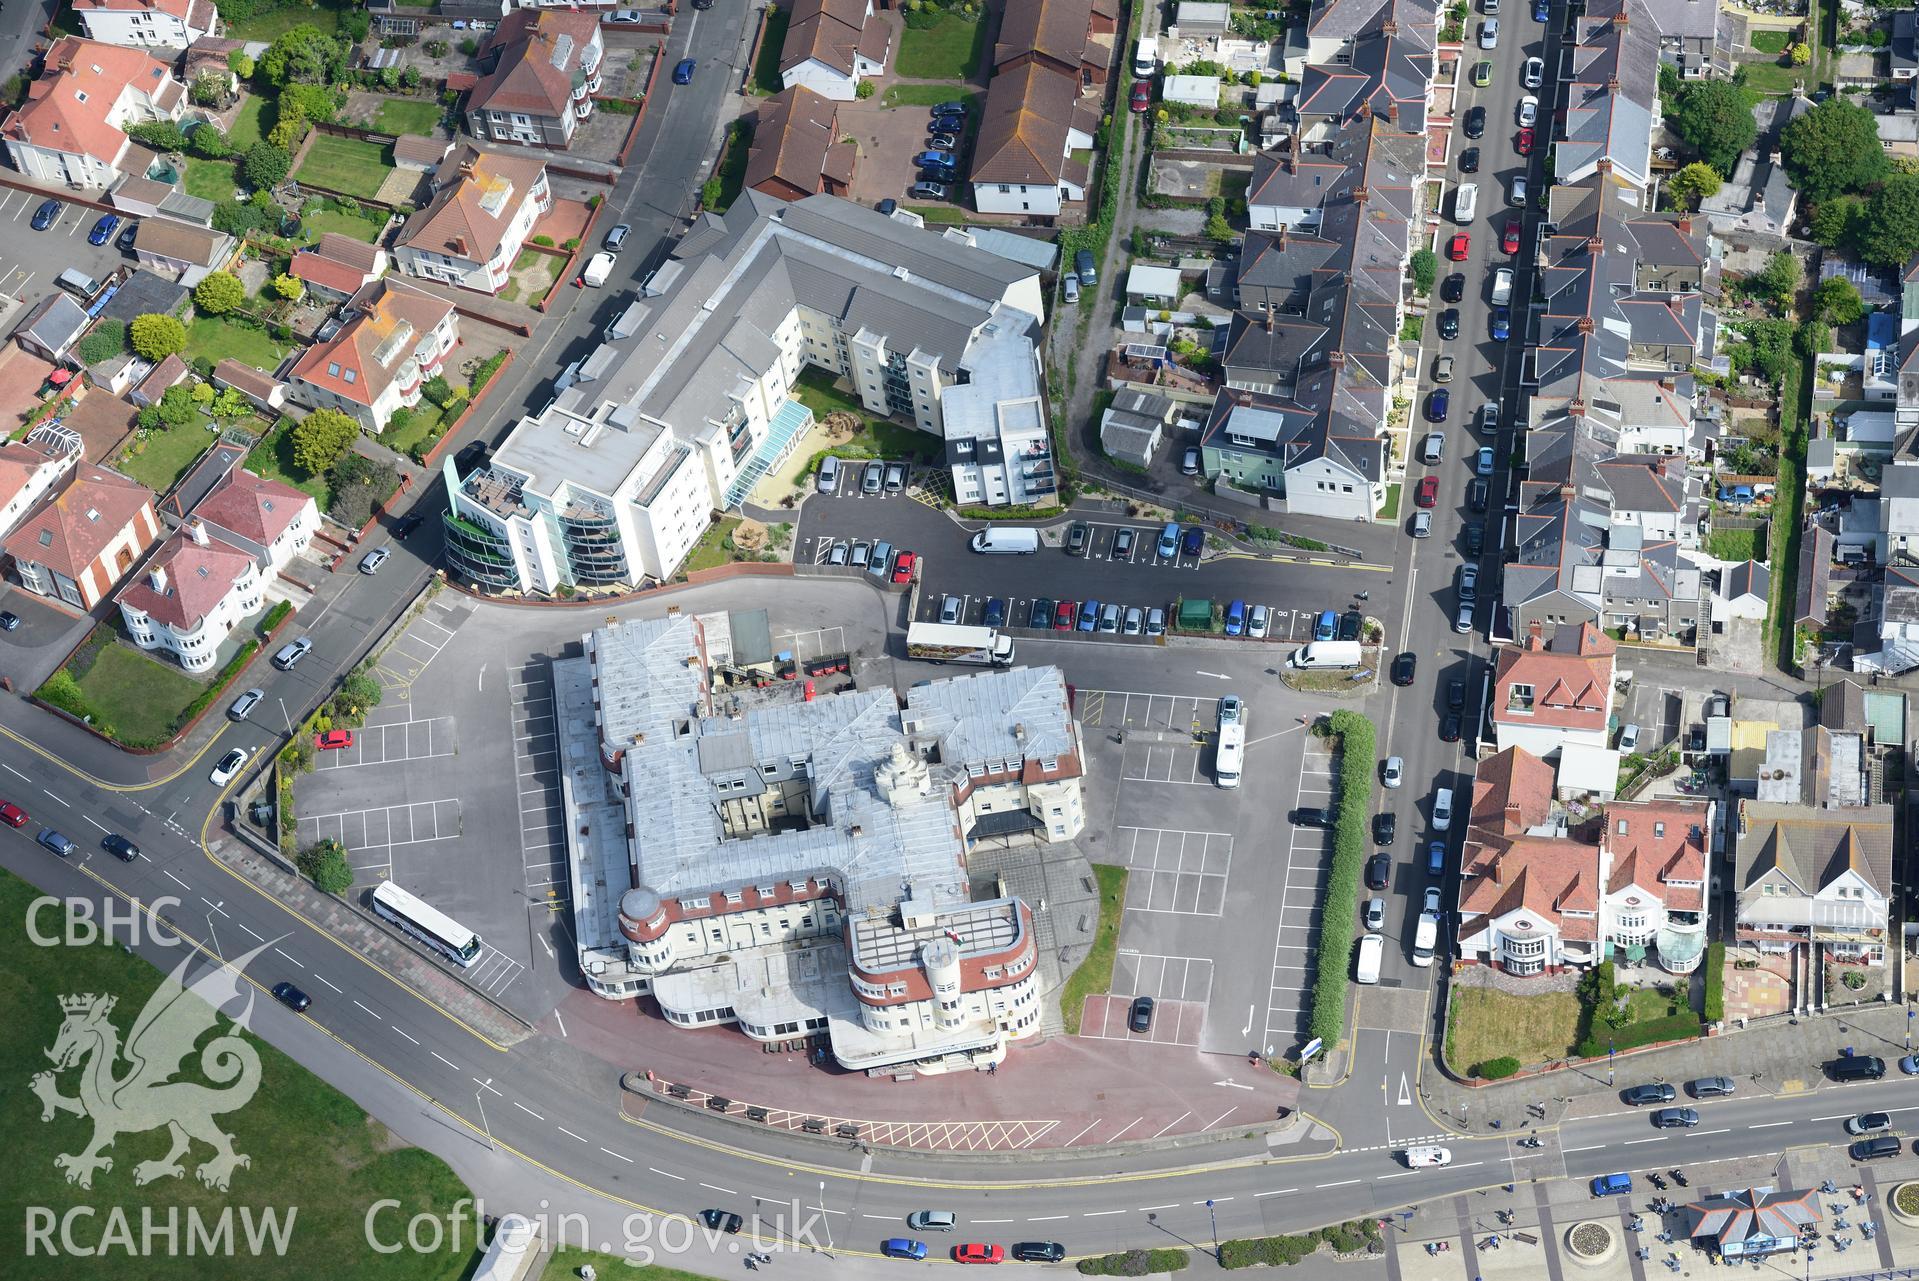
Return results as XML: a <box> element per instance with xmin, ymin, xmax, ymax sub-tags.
<box><xmin>25</xmin><ymin>942</ymin><xmax>298</xmax><ymax>1257</ymax></box>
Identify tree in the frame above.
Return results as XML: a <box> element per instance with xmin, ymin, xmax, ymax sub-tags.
<box><xmin>242</xmin><ymin>141</ymin><xmax>291</xmax><ymax>189</ymax></box>
<box><xmin>126</xmin><ymin>120</ymin><xmax>190</xmax><ymax>153</ymax></box>
<box><xmin>193</xmin><ymin>270</ymin><xmax>245</xmax><ymax>316</ymax></box>
<box><xmin>1814</xmin><ymin>275</ymin><xmax>1866</xmax><ymax>326</ymax></box>
<box><xmin>211</xmin><ymin>199</ymin><xmax>267</xmax><ymax>236</ymax></box>
<box><xmin>136</xmin><ymin>404</ymin><xmax>163</xmax><ymax>431</ymax></box>
<box><xmin>1750</xmin><ymin>251</ymin><xmax>1801</xmax><ymax>304</ymax></box>
<box><xmin>278</xmin><ymin>82</ymin><xmax>339</xmax><ymax>125</ymax></box>
<box><xmin>191</xmin><ymin>380</ymin><xmax>216</xmax><ymax>407</ymax></box>
<box><xmin>227</xmin><ymin>50</ymin><xmax>253</xmax><ymax>80</ymax></box>
<box><xmin>854</xmin><ymin>79</ymin><xmax>875</xmax><ymax>99</ymax></box>
<box><xmin>268</xmin><ymin>112</ymin><xmax>309</xmax><ymax>151</ymax></box>
<box><xmin>1667</xmin><ymin>161</ymin><xmax>1722</xmax><ymax>210</ymax></box>
<box><xmin>211</xmin><ymin>386</ymin><xmax>249</xmax><ymax>418</ymax></box>
<box><xmin>259</xmin><ymin>25</ymin><xmax>340</xmax><ymax>88</ymax></box>
<box><xmin>1409</xmin><ymin>248</ymin><xmax>1437</xmax><ymax>295</ymax></box>
<box><xmin>422</xmin><ymin>374</ymin><xmax>454</xmax><ymax>408</ymax></box>
<box><xmin>401</xmin><ymin>65</ymin><xmax>421</xmax><ymax>92</ymax></box>
<box><xmin>385</xmin><ymin>407</ymin><xmax>413</xmax><ymax>437</ymax></box>
<box><xmin>1203</xmin><ymin>195</ymin><xmax>1232</xmax><ymax>242</ymax></box>
<box><xmin>327</xmin><ymin>453</ymin><xmax>397</xmax><ymax>527</ymax></box>
<box><xmin>157</xmin><ymin>383</ymin><xmax>196</xmax><ymax>429</ymax></box>
<box><xmin>296</xmin><ymin>838</ymin><xmax>354</xmax><ymax>895</ymax></box>
<box><xmin>1666</xmin><ymin>79</ymin><xmax>1757</xmax><ymax>177</ymax></box>
<box><xmin>1781</xmin><ymin>97</ymin><xmax>1887</xmax><ymax>204</ymax></box>
<box><xmin>190</xmin><ymin>71</ymin><xmax>227</xmax><ymax>108</ymax></box>
<box><xmin>188</xmin><ymin>123</ymin><xmax>230</xmax><ymax>158</ymax></box>
<box><xmin>1809</xmin><ymin>195</ymin><xmax>1867</xmax><ymax>250</ymax></box>
<box><xmin>74</xmin><ymin>319</ymin><xmax>126</xmax><ymax>366</ymax></box>
<box><xmin>1789</xmin><ymin>42</ymin><xmax>1812</xmax><ymax>66</ymax></box>
<box><xmin>129</xmin><ymin>313</ymin><xmax>187</xmax><ymax>361</ymax></box>
<box><xmin>290</xmin><ymin>408</ymin><xmax>360</xmax><ymax>477</ymax></box>
<box><xmin>271</xmin><ymin>272</ymin><xmax>305</xmax><ymax>301</ymax></box>
<box><xmin>1862</xmin><ymin>172</ymin><xmax>1919</xmax><ymax>267</ymax></box>
<box><xmin>379</xmin><ymin>64</ymin><xmax>402</xmax><ymax>93</ymax></box>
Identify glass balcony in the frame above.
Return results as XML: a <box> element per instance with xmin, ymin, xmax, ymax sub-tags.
<box><xmin>442</xmin><ymin>513</ymin><xmax>519</xmax><ymax>590</ymax></box>
<box><xmin>559</xmin><ymin>510</ymin><xmax>628</xmax><ymax>587</ymax></box>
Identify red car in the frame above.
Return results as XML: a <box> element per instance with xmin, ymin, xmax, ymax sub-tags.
<box><xmin>0</xmin><ymin>801</ymin><xmax>27</xmax><ymax>828</ymax></box>
<box><xmin>316</xmin><ymin>729</ymin><xmax>354</xmax><ymax>750</ymax></box>
<box><xmin>954</xmin><ymin>1244</ymin><xmax>1005</xmax><ymax>1265</ymax></box>
<box><xmin>1053</xmin><ymin>600</ymin><xmax>1077</xmax><ymax>630</ymax></box>
<box><xmin>1129</xmin><ymin>79</ymin><xmax>1152</xmax><ymax>113</ymax></box>
<box><xmin>1516</xmin><ymin>127</ymin><xmax>1534</xmax><ymax>156</ymax></box>
<box><xmin>890</xmin><ymin>550</ymin><xmax>916</xmax><ymax>583</ymax></box>
<box><xmin>1501</xmin><ymin>220</ymin><xmax>1520</xmax><ymax>255</ymax></box>
<box><xmin>1447</xmin><ymin>232</ymin><xmax>1470</xmax><ymax>261</ymax></box>
<box><xmin>1415</xmin><ymin>476</ymin><xmax>1439</xmax><ymax>508</ymax></box>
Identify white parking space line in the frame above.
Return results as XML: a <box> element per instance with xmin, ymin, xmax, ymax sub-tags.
<box><xmin>298</xmin><ymin>798</ymin><xmax>464</xmax><ymax>881</ymax></box>
<box><xmin>1262</xmin><ymin>741</ymin><xmax>1337</xmax><ymax>1053</ymax></box>
<box><xmin>509</xmin><ymin>660</ymin><xmax>567</xmax><ymax>898</ymax></box>
<box><xmin>314</xmin><ymin>715</ymin><xmax>458</xmax><ymax>770</ymax></box>
<box><xmin>1116</xmin><ymin>826</ymin><xmax>1231</xmax><ymax>916</ymax></box>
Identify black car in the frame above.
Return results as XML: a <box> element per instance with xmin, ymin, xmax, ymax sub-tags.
<box><xmin>1373</xmin><ymin>812</ymin><xmax>1396</xmax><ymax>846</ymax></box>
<box><xmin>1391</xmin><ymin>651</ymin><xmax>1417</xmax><ymax>686</ymax></box>
<box><xmin>116</xmin><ymin>221</ymin><xmax>139</xmax><ymax>252</ymax></box>
<box><xmin>1013</xmin><ymin>1243</ymin><xmax>1066</xmax><ymax>1263</ymax></box>
<box><xmin>1180</xmin><ymin>525</ymin><xmax>1204</xmax><ymax>557</ymax></box>
<box><xmin>1468</xmin><ymin>477</ymin><xmax>1490</xmax><ymax>512</ymax></box>
<box><xmin>983</xmin><ymin>598</ymin><xmax>1006</xmax><ymax>628</ymax></box>
<box><xmin>1830</xmin><ymin>1055</ymin><xmax>1887</xmax><ymax>1082</ymax></box>
<box><xmin>1447</xmin><ymin>679</ymin><xmax>1465</xmax><ymax>711</ymax></box>
<box><xmin>1292</xmin><ymin>807</ymin><xmax>1334</xmax><ymax>828</ymax></box>
<box><xmin>1128</xmin><ymin>995</ymin><xmax>1155</xmax><ymax>1033</ymax></box>
<box><xmin>1458</xmin><ymin>146</ymin><xmax>1480</xmax><ymax>174</ymax></box>
<box><xmin>1441</xmin><ymin>272</ymin><xmax>1466</xmax><ymax>303</ymax></box>
<box><xmin>1850</xmin><ymin>1136</ymin><xmax>1900</xmax><ymax>1161</ymax></box>
<box><xmin>1622</xmin><ymin>1082</ymin><xmax>1677</xmax><ymax>1107</ymax></box>
<box><xmin>0</xmin><ymin>611</ymin><xmax>17</xmax><ymax>631</ymax></box>
<box><xmin>1440</xmin><ymin>713</ymin><xmax>1461</xmax><ymax>742</ymax></box>
<box><xmin>1464</xmin><ymin>105</ymin><xmax>1486</xmax><ymax>139</ymax></box>
<box><xmin>1651</xmin><ymin>1107</ymin><xmax>1699</xmax><ymax>1129</ymax></box>
<box><xmin>1030</xmin><ymin>598</ymin><xmax>1054</xmax><ymax>628</ymax></box>
<box><xmin>101</xmin><ymin>834</ymin><xmax>139</xmax><ymax>862</ymax></box>
<box><xmin>700</xmin><ymin>1209</ymin><xmax>744</xmax><ymax>1234</ymax></box>
<box><xmin>1365</xmin><ymin>852</ymin><xmax>1391</xmax><ymax>891</ymax></box>
<box><xmin>1338</xmin><ymin>610</ymin><xmax>1362</xmax><ymax>641</ymax></box>
<box><xmin>1112</xmin><ymin>528</ymin><xmax>1135</xmax><ymax>557</ymax></box>
<box><xmin>1463</xmin><ymin>522</ymin><xmax>1484</xmax><ymax>556</ymax></box>
<box><xmin>1438</xmin><ymin>308</ymin><xmax>1461</xmax><ymax>340</ymax></box>
<box><xmin>271</xmin><ymin>981</ymin><xmax>312</xmax><ymax>1012</ymax></box>
<box><xmin>918</xmin><ymin>166</ymin><xmax>959</xmax><ymax>185</ymax></box>
<box><xmin>391</xmin><ymin>511</ymin><xmax>424</xmax><ymax>536</ymax></box>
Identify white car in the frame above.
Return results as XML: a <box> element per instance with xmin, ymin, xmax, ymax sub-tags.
<box><xmin>1364</xmin><ymin>897</ymin><xmax>1386</xmax><ymax>931</ymax></box>
<box><xmin>1248</xmin><ymin>604</ymin><xmax>1270</xmax><ymax>639</ymax></box>
<box><xmin>210</xmin><ymin>747</ymin><xmax>248</xmax><ymax>786</ymax></box>
<box><xmin>1523</xmin><ymin>56</ymin><xmax>1543</xmax><ymax>89</ymax></box>
<box><xmin>1382</xmin><ymin>755</ymin><xmax>1404</xmax><ymax>788</ymax></box>
<box><xmin>1518</xmin><ymin>94</ymin><xmax>1539</xmax><ymax>128</ymax></box>
<box><xmin>1479</xmin><ymin>18</ymin><xmax>1499</xmax><ymax>48</ymax></box>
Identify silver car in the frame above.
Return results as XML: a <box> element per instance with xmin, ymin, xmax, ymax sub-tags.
<box><xmin>1145</xmin><ymin>607</ymin><xmax>1165</xmax><ymax>636</ymax></box>
<box><xmin>359</xmin><ymin>546</ymin><xmax>390</xmax><ymax>575</ymax></box>
<box><xmin>1479</xmin><ymin>17</ymin><xmax>1499</xmax><ymax>47</ymax></box>
<box><xmin>1123</xmin><ymin>606</ymin><xmax>1144</xmax><ymax>635</ymax></box>
<box><xmin>228</xmin><ymin>688</ymin><xmax>265</xmax><ymax>721</ymax></box>
<box><xmin>940</xmin><ymin>595</ymin><xmax>962</xmax><ymax>624</ymax></box>
<box><xmin>1518</xmin><ymin>94</ymin><xmax>1539</xmax><ymax>128</ymax></box>
<box><xmin>1454</xmin><ymin>600</ymin><xmax>1474</xmax><ymax>634</ymax></box>
<box><xmin>1382</xmin><ymin>755</ymin><xmax>1404</xmax><ymax>788</ymax></box>
<box><xmin>1523</xmin><ymin>56</ymin><xmax>1543</xmax><ymax>89</ymax></box>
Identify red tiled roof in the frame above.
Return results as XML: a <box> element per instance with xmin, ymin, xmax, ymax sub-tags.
<box><xmin>4</xmin><ymin>463</ymin><xmax>153</xmax><ymax>580</ymax></box>
<box><xmin>73</xmin><ymin>0</ymin><xmax>191</xmax><ymax>18</ymax></box>
<box><xmin>1607</xmin><ymin>798</ymin><xmax>1710</xmax><ymax>893</ymax></box>
<box><xmin>1469</xmin><ymin>746</ymin><xmax>1557</xmax><ymax>835</ymax></box>
<box><xmin>398</xmin><ymin>144</ymin><xmax>548</xmax><ymax>265</ymax></box>
<box><xmin>995</xmin><ymin>0</ymin><xmax>1097</xmax><ymax>71</ymax></box>
<box><xmin>287</xmin><ymin>277</ymin><xmax>453</xmax><ymax>408</ymax></box>
<box><xmin>472</xmin><ymin>9</ymin><xmax>600</xmax><ymax>119</ymax></box>
<box><xmin>290</xmin><ymin>249</ymin><xmax>371</xmax><ymax>295</ymax></box>
<box><xmin>115</xmin><ymin>524</ymin><xmax>253</xmax><ymax>631</ymax></box>
<box><xmin>782</xmin><ymin>0</ymin><xmax>883</xmax><ymax>78</ymax></box>
<box><xmin>1491</xmin><ymin>621</ymin><xmax>1615</xmax><ymax>733</ymax></box>
<box><xmin>1</xmin><ymin>37</ymin><xmax>181</xmax><ymax>166</ymax></box>
<box><xmin>745</xmin><ymin>86</ymin><xmax>840</xmax><ymax>200</ymax></box>
<box><xmin>1458</xmin><ymin>834</ymin><xmax>1602</xmax><ymax>940</ymax></box>
<box><xmin>193</xmin><ymin>465</ymin><xmax>311</xmax><ymax>548</ymax></box>
<box><xmin>0</xmin><ymin>437</ymin><xmax>73</xmax><ymax>517</ymax></box>
<box><xmin>972</xmin><ymin>61</ymin><xmax>1078</xmax><ymax>186</ymax></box>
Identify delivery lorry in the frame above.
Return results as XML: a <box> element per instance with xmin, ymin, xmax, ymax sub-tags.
<box><xmin>906</xmin><ymin>622</ymin><xmax>1015</xmax><ymax>667</ymax></box>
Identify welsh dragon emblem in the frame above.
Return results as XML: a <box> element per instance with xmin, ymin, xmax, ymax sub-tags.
<box><xmin>31</xmin><ymin>947</ymin><xmax>266</xmax><ymax>1191</ymax></box>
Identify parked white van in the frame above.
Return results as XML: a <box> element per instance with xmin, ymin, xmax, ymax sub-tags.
<box><xmin>1355</xmin><ymin>933</ymin><xmax>1383</xmax><ymax>985</ymax></box>
<box><xmin>970</xmin><ymin>526</ymin><xmax>1040</xmax><ymax>555</ymax></box>
<box><xmin>1453</xmin><ymin>181</ymin><xmax>1479</xmax><ymax>226</ymax></box>
<box><xmin>1433</xmin><ymin>786</ymin><xmax>1454</xmax><ymax>831</ymax></box>
<box><xmin>1290</xmin><ymin>640</ymin><xmax>1364</xmax><ymax>669</ymax></box>
<box><xmin>1133</xmin><ymin>37</ymin><xmax>1156</xmax><ymax>77</ymax></box>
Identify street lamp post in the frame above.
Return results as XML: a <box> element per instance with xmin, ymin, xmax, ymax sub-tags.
<box><xmin>818</xmin><ymin>1180</ymin><xmax>834</xmax><ymax>1258</ymax></box>
<box><xmin>1207</xmin><ymin>1199</ymin><xmax>1221</xmax><ymax>1262</ymax></box>
<box><xmin>475</xmin><ymin>1082</ymin><xmax>494</xmax><ymax>1150</ymax></box>
<box><xmin>1607</xmin><ymin>1039</ymin><xmax>1615</xmax><ymax>1087</ymax></box>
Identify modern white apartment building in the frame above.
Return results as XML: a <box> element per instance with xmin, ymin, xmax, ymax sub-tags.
<box><xmin>555</xmin><ymin>613</ymin><xmax>1085</xmax><ymax>1075</ymax></box>
<box><xmin>443</xmin><ymin>194</ymin><xmax>1046</xmax><ymax>594</ymax></box>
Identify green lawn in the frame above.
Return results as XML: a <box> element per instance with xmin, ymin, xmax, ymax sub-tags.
<box><xmin>895</xmin><ymin>11</ymin><xmax>987</xmax><ymax>80</ymax></box>
<box><xmin>115</xmin><ymin>422</ymin><xmax>216</xmax><ymax>495</ymax></box>
<box><xmin>370</xmin><ymin>96</ymin><xmax>443</xmax><ymax>137</ymax></box>
<box><xmin>1740</xmin><ymin>59</ymin><xmax>1803</xmax><ymax>94</ymax></box>
<box><xmin>498</xmin><ymin>248</ymin><xmax>563</xmax><ymax>305</ymax></box>
<box><xmin>684</xmin><ymin>515</ymin><xmax>744</xmax><ymax>573</ymax></box>
<box><xmin>790</xmin><ymin>370</ymin><xmax>941</xmax><ymax>460</ymax></box>
<box><xmin>904</xmin><ymin>203</ymin><xmax>967</xmax><ymax>223</ymax></box>
<box><xmin>245</xmin><ymin>421</ymin><xmax>331</xmax><ymax>507</ymax></box>
<box><xmin>1379</xmin><ymin>482</ymin><xmax>1401</xmax><ymax>521</ymax></box>
<box><xmin>1750</xmin><ymin>30</ymin><xmax>1792</xmax><ymax>54</ymax></box>
<box><xmin>1059</xmin><ymin>864</ymin><xmax>1129</xmax><ymax>1036</ymax></box>
<box><xmin>299</xmin><ymin>206</ymin><xmax>386</xmax><ymax>243</ymax></box>
<box><xmin>183</xmin><ymin>157</ymin><xmax>240</xmax><ymax>202</ymax></box>
<box><xmin>293</xmin><ymin>133</ymin><xmax>395</xmax><ymax>200</ymax></box>
<box><xmin>377</xmin><ymin>399</ymin><xmax>446</xmax><ymax>456</ymax></box>
<box><xmin>752</xmin><ymin>5</ymin><xmax>790</xmax><ymax>94</ymax></box>
<box><xmin>228</xmin><ymin>94</ymin><xmax>273</xmax><ymax>150</ymax></box>
<box><xmin>184</xmin><ymin>315</ymin><xmax>290</xmax><ymax>371</ymax></box>
<box><xmin>883</xmin><ymin>83</ymin><xmax>982</xmax><ymax>109</ymax></box>
<box><xmin>225</xmin><ymin>0</ymin><xmax>348</xmax><ymax>40</ymax></box>
<box><xmin>1445</xmin><ymin>986</ymin><xmax>1583</xmax><ymax>1073</ymax></box>
<box><xmin>1707</xmin><ymin>526</ymin><xmax>1760</xmax><ymax>562</ymax></box>
<box><xmin>66</xmin><ymin>635</ymin><xmax>203</xmax><ymax>745</ymax></box>
<box><xmin>0</xmin><ymin>866</ymin><xmax>482</xmax><ymax>1281</ymax></box>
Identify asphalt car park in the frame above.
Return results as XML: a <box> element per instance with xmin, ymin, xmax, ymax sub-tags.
<box><xmin>0</xmin><ymin>189</ymin><xmax>142</xmax><ymax>305</ymax></box>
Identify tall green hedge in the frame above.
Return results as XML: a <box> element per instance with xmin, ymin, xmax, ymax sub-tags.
<box><xmin>1076</xmin><ymin>1248</ymin><xmax>1189</xmax><ymax>1275</ymax></box>
<box><xmin>1309</xmin><ymin>710</ymin><xmax>1377</xmax><ymax>1047</ymax></box>
<box><xmin>1703</xmin><ymin>941</ymin><xmax>1725</xmax><ymax>1023</ymax></box>
<box><xmin>1576</xmin><ymin>1012</ymin><xmax>1700</xmax><ymax>1059</ymax></box>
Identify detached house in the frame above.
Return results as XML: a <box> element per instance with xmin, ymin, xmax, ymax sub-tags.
<box><xmin>1</xmin><ymin>37</ymin><xmax>187</xmax><ymax>190</ymax></box>
<box><xmin>286</xmin><ymin>278</ymin><xmax>459</xmax><ymax>433</ymax></box>
<box><xmin>3</xmin><ymin>463</ymin><xmax>159</xmax><ymax>609</ymax></box>
<box><xmin>466</xmin><ymin>8</ymin><xmax>602</xmax><ymax>150</ymax></box>
<box><xmin>72</xmin><ymin>0</ymin><xmax>219</xmax><ymax>51</ymax></box>
<box><xmin>394</xmin><ymin>145</ymin><xmax>551</xmax><ymax>294</ymax></box>
<box><xmin>779</xmin><ymin>0</ymin><xmax>890</xmax><ymax>102</ymax></box>
<box><xmin>1489</xmin><ymin>620</ymin><xmax>1616</xmax><ymax>760</ymax></box>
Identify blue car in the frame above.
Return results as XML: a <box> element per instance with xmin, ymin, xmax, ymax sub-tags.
<box><xmin>1427</xmin><ymin>388</ymin><xmax>1450</xmax><ymax>422</ymax></box>
<box><xmin>1224</xmin><ymin>599</ymin><xmax>1247</xmax><ymax>636</ymax></box>
<box><xmin>1491</xmin><ymin>306</ymin><xmax>1510</xmax><ymax>341</ymax></box>
<box><xmin>913</xmin><ymin>150</ymin><xmax>957</xmax><ymax>170</ymax></box>
<box><xmin>672</xmin><ymin>58</ymin><xmax>696</xmax><ymax>84</ymax></box>
<box><xmin>30</xmin><ymin>198</ymin><xmax>60</xmax><ymax>230</ymax></box>
<box><xmin>1533</xmin><ymin>0</ymin><xmax>1550</xmax><ymax>20</ymax></box>
<box><xmin>931</xmin><ymin>114</ymin><xmax>966</xmax><ymax>134</ymax></box>
<box><xmin>1078</xmin><ymin>599</ymin><xmax>1101</xmax><ymax>632</ymax></box>
<box><xmin>1314</xmin><ymin>609</ymin><xmax>1338</xmax><ymax>641</ymax></box>
<box><xmin>983</xmin><ymin>597</ymin><xmax>1006</xmax><ymax>628</ymax></box>
<box><xmin>881</xmin><ymin>1239</ymin><xmax>928</xmax><ymax>1261</ymax></box>
<box><xmin>87</xmin><ymin>213</ymin><xmax>118</xmax><ymax>246</ymax></box>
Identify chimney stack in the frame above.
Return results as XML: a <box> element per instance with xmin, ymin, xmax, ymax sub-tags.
<box><xmin>149</xmin><ymin>566</ymin><xmax>168</xmax><ymax>594</ymax></box>
<box><xmin>186</xmin><ymin>519</ymin><xmax>208</xmax><ymax>547</ymax></box>
<box><xmin>1528</xmin><ymin>618</ymin><xmax>1544</xmax><ymax>648</ymax></box>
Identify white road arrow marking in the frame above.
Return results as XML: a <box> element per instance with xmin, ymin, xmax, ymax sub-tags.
<box><xmin>1213</xmin><ymin>1080</ymin><xmax>1254</xmax><ymax>1091</ymax></box>
<box><xmin>1195</xmin><ymin>670</ymin><xmax>1230</xmax><ymax>680</ymax></box>
<box><xmin>1397</xmin><ymin>1073</ymin><xmax>1412</xmax><ymax>1105</ymax></box>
